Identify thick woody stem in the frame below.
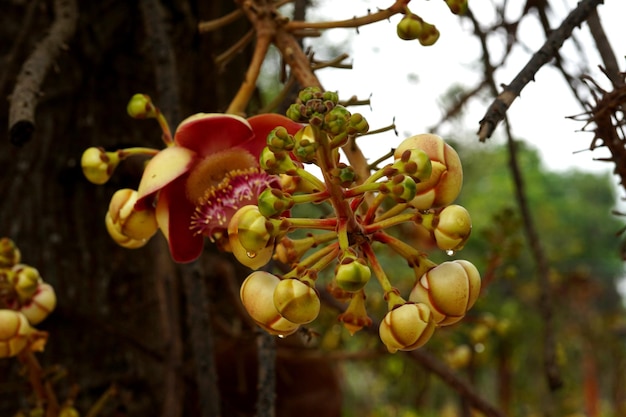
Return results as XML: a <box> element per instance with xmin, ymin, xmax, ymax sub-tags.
<box><xmin>8</xmin><ymin>0</ymin><xmax>78</xmax><ymax>146</ymax></box>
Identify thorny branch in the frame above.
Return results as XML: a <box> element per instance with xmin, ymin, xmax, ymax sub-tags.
<box><xmin>477</xmin><ymin>0</ymin><xmax>604</xmax><ymax>141</ymax></box>
<box><xmin>8</xmin><ymin>0</ymin><xmax>78</xmax><ymax>146</ymax></box>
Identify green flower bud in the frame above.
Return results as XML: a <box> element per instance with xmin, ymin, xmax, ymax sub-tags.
<box><xmin>409</xmin><ymin>260</ymin><xmax>481</xmax><ymax>326</ymax></box>
<box><xmin>347</xmin><ymin>113</ymin><xmax>369</xmax><ymax>135</ymax></box>
<box><xmin>127</xmin><ymin>93</ymin><xmax>157</xmax><ymax>119</ymax></box>
<box><xmin>267</xmin><ymin>126</ymin><xmax>295</xmax><ymax>153</ymax></box>
<box><xmin>81</xmin><ymin>147</ymin><xmax>120</xmax><ymax>185</ymax></box>
<box><xmin>0</xmin><ymin>238</ymin><xmax>21</xmax><ymax>268</ymax></box>
<box><xmin>298</xmin><ymin>86</ymin><xmax>323</xmax><ymax>103</ymax></box>
<box><xmin>434</xmin><ymin>205</ymin><xmax>472</xmax><ymax>251</ymax></box>
<box><xmin>392</xmin><ymin>148</ymin><xmax>432</xmax><ymax>182</ymax></box>
<box><xmin>259</xmin><ymin>147</ymin><xmax>298</xmax><ymax>175</ymax></box>
<box><xmin>324</xmin><ymin>105</ymin><xmax>351</xmax><ymax>135</ymax></box>
<box><xmin>330</xmin><ymin>163</ymin><xmax>357</xmax><ymax>187</ymax></box>
<box><xmin>379</xmin><ymin>302</ymin><xmax>435</xmax><ymax>353</ymax></box>
<box><xmin>293</xmin><ymin>125</ymin><xmax>319</xmax><ymax>163</ymax></box>
<box><xmin>418</xmin><ymin>21</ymin><xmax>440</xmax><ymax>46</ymax></box>
<box><xmin>240</xmin><ymin>271</ymin><xmax>300</xmax><ymax>336</ymax></box>
<box><xmin>322</xmin><ymin>90</ymin><xmax>339</xmax><ymax>105</ymax></box>
<box><xmin>396</xmin><ymin>13</ymin><xmax>423</xmax><ymax>41</ymax></box>
<box><xmin>258</xmin><ymin>188</ymin><xmax>294</xmax><ymax>218</ymax></box>
<box><xmin>335</xmin><ymin>255</ymin><xmax>371</xmax><ymax>292</ymax></box>
<box><xmin>273</xmin><ymin>278</ymin><xmax>320</xmax><ymax>324</ymax></box>
<box><xmin>382</xmin><ymin>174</ymin><xmax>417</xmax><ymax>203</ymax></box>
<box><xmin>286</xmin><ymin>103</ymin><xmax>306</xmax><ymax>122</ymax></box>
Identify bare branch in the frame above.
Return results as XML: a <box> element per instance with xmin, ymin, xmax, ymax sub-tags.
<box><xmin>477</xmin><ymin>0</ymin><xmax>604</xmax><ymax>141</ymax></box>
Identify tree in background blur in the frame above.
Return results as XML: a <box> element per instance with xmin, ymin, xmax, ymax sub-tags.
<box><xmin>1</xmin><ymin>1</ymin><xmax>625</xmax><ymax>417</ymax></box>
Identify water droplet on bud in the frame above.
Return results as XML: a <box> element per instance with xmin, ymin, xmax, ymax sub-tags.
<box><xmin>445</xmin><ymin>249</ymin><xmax>455</xmax><ymax>256</ymax></box>
<box><xmin>278</xmin><ymin>334</ymin><xmax>286</xmax><ymax>339</ymax></box>
<box><xmin>246</xmin><ymin>251</ymin><xmax>257</xmax><ymax>259</ymax></box>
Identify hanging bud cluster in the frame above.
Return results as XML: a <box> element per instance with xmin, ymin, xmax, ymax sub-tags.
<box><xmin>395</xmin><ymin>1</ymin><xmax>468</xmax><ymax>45</ymax></box>
<box><xmin>232</xmin><ymin>87</ymin><xmax>481</xmax><ymax>352</ymax></box>
<box><xmin>0</xmin><ymin>238</ymin><xmax>52</xmax><ymax>358</ymax></box>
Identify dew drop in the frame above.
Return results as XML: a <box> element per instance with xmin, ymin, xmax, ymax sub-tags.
<box><xmin>445</xmin><ymin>249</ymin><xmax>455</xmax><ymax>256</ymax></box>
<box><xmin>246</xmin><ymin>251</ymin><xmax>257</xmax><ymax>259</ymax></box>
<box><xmin>277</xmin><ymin>334</ymin><xmax>286</xmax><ymax>339</ymax></box>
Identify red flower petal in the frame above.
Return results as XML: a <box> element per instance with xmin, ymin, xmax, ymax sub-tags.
<box><xmin>245</xmin><ymin>114</ymin><xmax>303</xmax><ymax>157</ymax></box>
<box><xmin>156</xmin><ymin>175</ymin><xmax>204</xmax><ymax>263</ymax></box>
<box><xmin>175</xmin><ymin>113</ymin><xmax>254</xmax><ymax>157</ymax></box>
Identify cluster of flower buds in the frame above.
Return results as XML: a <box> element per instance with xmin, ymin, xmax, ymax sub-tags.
<box><xmin>232</xmin><ymin>87</ymin><xmax>481</xmax><ymax>352</ymax></box>
<box><xmin>0</xmin><ymin>238</ymin><xmax>53</xmax><ymax>358</ymax></box>
<box><xmin>396</xmin><ymin>0</ymin><xmax>468</xmax><ymax>45</ymax></box>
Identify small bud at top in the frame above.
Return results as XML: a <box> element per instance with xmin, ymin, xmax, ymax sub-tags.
<box><xmin>127</xmin><ymin>93</ymin><xmax>158</xmax><ymax>119</ymax></box>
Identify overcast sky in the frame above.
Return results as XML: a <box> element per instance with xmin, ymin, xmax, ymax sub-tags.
<box><xmin>304</xmin><ymin>0</ymin><xmax>625</xmax><ymax>177</ymax></box>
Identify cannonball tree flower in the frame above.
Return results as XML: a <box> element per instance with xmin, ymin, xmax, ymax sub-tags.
<box><xmin>134</xmin><ymin>112</ymin><xmax>302</xmax><ymax>263</ymax></box>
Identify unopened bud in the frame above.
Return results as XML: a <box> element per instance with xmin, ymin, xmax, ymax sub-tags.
<box><xmin>81</xmin><ymin>147</ymin><xmax>120</xmax><ymax>185</ymax></box>
<box><xmin>127</xmin><ymin>93</ymin><xmax>158</xmax><ymax>119</ymax></box>
<box><xmin>240</xmin><ymin>271</ymin><xmax>299</xmax><ymax>336</ymax></box>
<box><xmin>379</xmin><ymin>302</ymin><xmax>435</xmax><ymax>353</ymax></box>
<box><xmin>273</xmin><ymin>278</ymin><xmax>320</xmax><ymax>324</ymax></box>
<box><xmin>409</xmin><ymin>260</ymin><xmax>481</xmax><ymax>325</ymax></box>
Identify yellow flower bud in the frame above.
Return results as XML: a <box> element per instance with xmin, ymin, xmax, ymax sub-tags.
<box><xmin>234</xmin><ymin>205</ymin><xmax>273</xmax><ymax>253</ymax></box>
<box><xmin>0</xmin><ymin>237</ymin><xmax>21</xmax><ymax>267</ymax></box>
<box><xmin>11</xmin><ymin>264</ymin><xmax>42</xmax><ymax>302</ymax></box>
<box><xmin>0</xmin><ymin>310</ymin><xmax>37</xmax><ymax>358</ymax></box>
<box><xmin>20</xmin><ymin>282</ymin><xmax>56</xmax><ymax>325</ymax></box>
<box><xmin>228</xmin><ymin>206</ymin><xmax>274</xmax><ymax>270</ymax></box>
<box><xmin>409</xmin><ymin>260</ymin><xmax>481</xmax><ymax>326</ymax></box>
<box><xmin>396</xmin><ymin>14</ymin><xmax>423</xmax><ymax>41</ymax></box>
<box><xmin>379</xmin><ymin>302</ymin><xmax>435</xmax><ymax>353</ymax></box>
<box><xmin>434</xmin><ymin>205</ymin><xmax>472</xmax><ymax>251</ymax></box>
<box><xmin>240</xmin><ymin>271</ymin><xmax>299</xmax><ymax>336</ymax></box>
<box><xmin>81</xmin><ymin>147</ymin><xmax>120</xmax><ymax>185</ymax></box>
<box><xmin>273</xmin><ymin>278</ymin><xmax>320</xmax><ymax>324</ymax></box>
<box><xmin>394</xmin><ymin>134</ymin><xmax>463</xmax><ymax>210</ymax></box>
<box><xmin>106</xmin><ymin>189</ymin><xmax>158</xmax><ymax>248</ymax></box>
